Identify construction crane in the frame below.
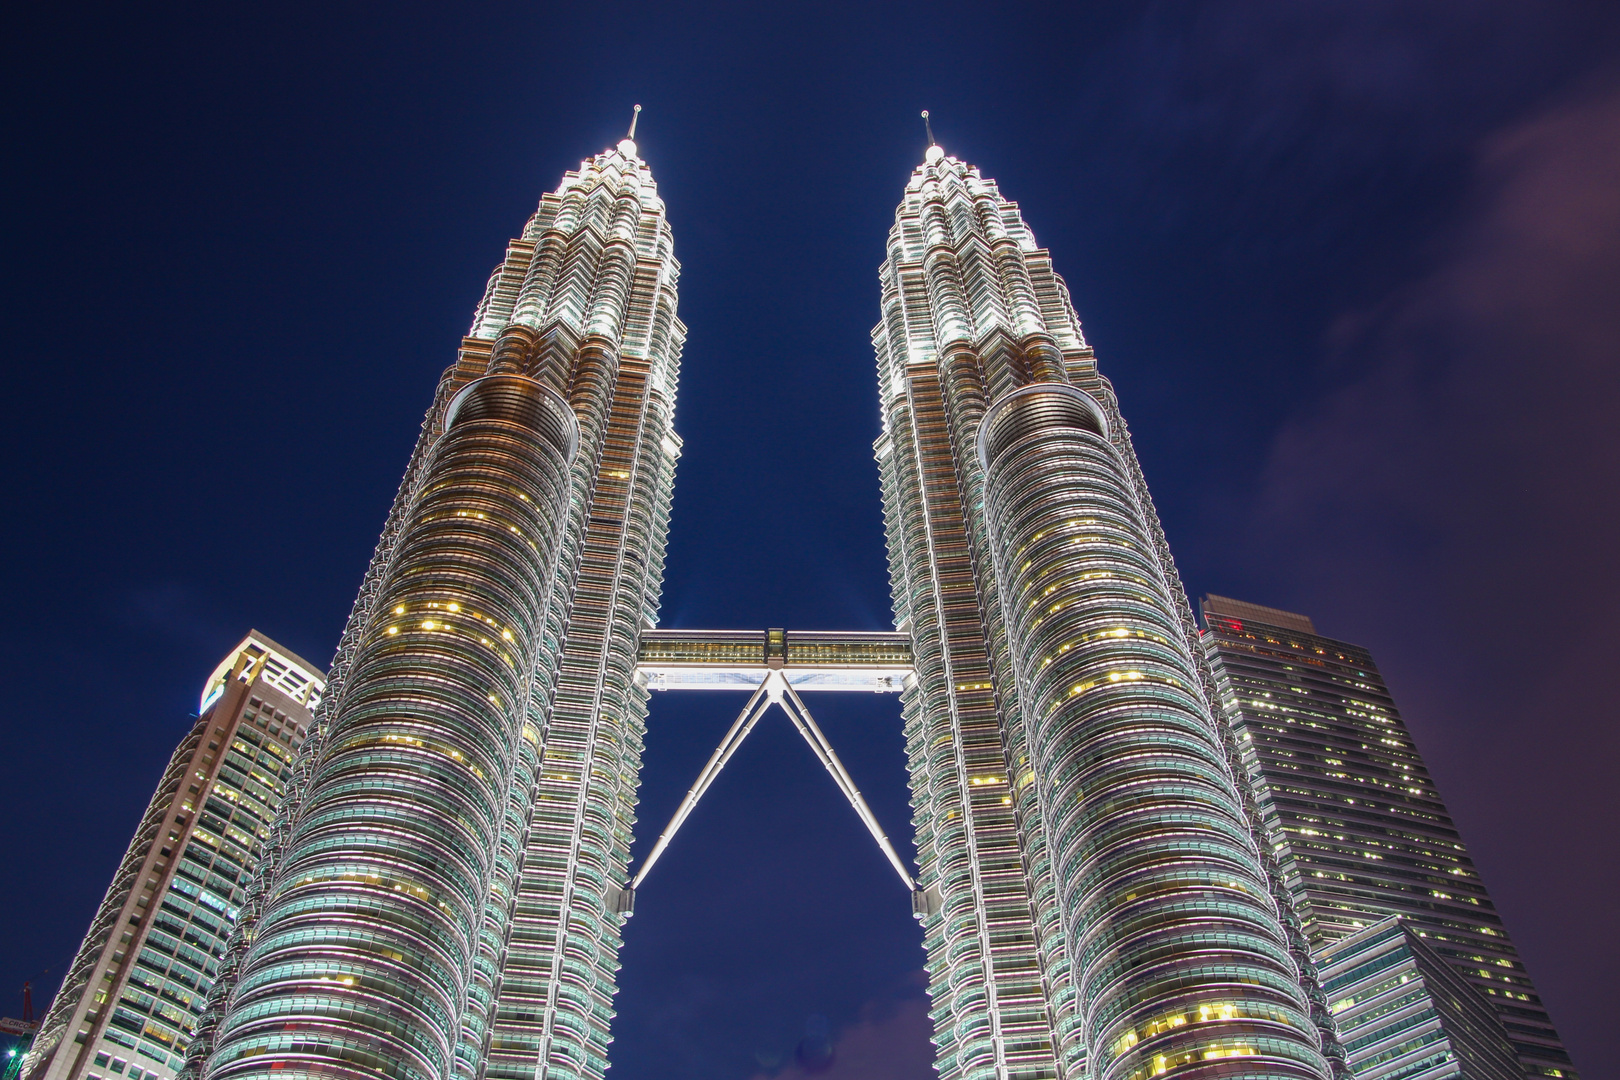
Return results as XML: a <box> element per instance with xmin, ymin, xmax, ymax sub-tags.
<box><xmin>1</xmin><ymin>982</ymin><xmax>38</xmax><ymax>1080</ymax></box>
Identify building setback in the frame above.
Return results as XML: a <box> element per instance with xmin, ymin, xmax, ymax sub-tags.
<box><xmin>42</xmin><ymin>126</ymin><xmax>1587</xmax><ymax>1080</ymax></box>
<box><xmin>24</xmin><ymin>634</ymin><xmax>323</xmax><ymax>1080</ymax></box>
<box><xmin>1198</xmin><ymin>595</ymin><xmax>1575</xmax><ymax>1078</ymax></box>
<box><xmin>1318</xmin><ymin>918</ymin><xmax>1521</xmax><ymax>1080</ymax></box>
<box><xmin>873</xmin><ymin>142</ymin><xmax>1335</xmax><ymax>1080</ymax></box>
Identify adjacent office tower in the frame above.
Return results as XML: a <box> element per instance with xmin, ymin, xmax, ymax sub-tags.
<box><xmin>1198</xmin><ymin>596</ymin><xmax>1576</xmax><ymax>1079</ymax></box>
<box><xmin>24</xmin><ymin>634</ymin><xmax>323</xmax><ymax>1080</ymax></box>
<box><xmin>178</xmin><ymin>135</ymin><xmax>682</xmax><ymax>1080</ymax></box>
<box><xmin>874</xmin><ymin>143</ymin><xmax>1334</xmax><ymax>1080</ymax></box>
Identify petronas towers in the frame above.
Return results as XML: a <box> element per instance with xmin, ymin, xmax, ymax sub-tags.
<box><xmin>32</xmin><ymin>125</ymin><xmax>1406</xmax><ymax>1080</ymax></box>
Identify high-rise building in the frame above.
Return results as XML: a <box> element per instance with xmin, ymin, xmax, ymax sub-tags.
<box><xmin>24</xmin><ymin>634</ymin><xmax>324</xmax><ymax>1080</ymax></box>
<box><xmin>54</xmin><ymin>124</ymin><xmax>1574</xmax><ymax>1080</ymax></box>
<box><xmin>872</xmin><ymin>140</ymin><xmax>1335</xmax><ymax>1080</ymax></box>
<box><xmin>1317</xmin><ymin>918</ymin><xmax>1521</xmax><ymax>1080</ymax></box>
<box><xmin>173</xmin><ymin>129</ymin><xmax>682</xmax><ymax>1080</ymax></box>
<box><xmin>1198</xmin><ymin>595</ymin><xmax>1575</xmax><ymax>1078</ymax></box>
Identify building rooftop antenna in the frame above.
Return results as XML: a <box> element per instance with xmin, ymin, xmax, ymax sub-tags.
<box><xmin>617</xmin><ymin>105</ymin><xmax>643</xmax><ymax>158</ymax></box>
<box><xmin>921</xmin><ymin>110</ymin><xmax>945</xmax><ymax>162</ymax></box>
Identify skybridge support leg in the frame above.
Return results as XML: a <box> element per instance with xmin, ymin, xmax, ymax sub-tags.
<box><xmin>776</xmin><ymin>681</ymin><xmax>917</xmax><ymax>893</ymax></box>
<box><xmin>630</xmin><ymin>681</ymin><xmax>774</xmax><ymax>891</ymax></box>
<box><xmin>626</xmin><ymin>671</ymin><xmax>919</xmax><ymax>906</ymax></box>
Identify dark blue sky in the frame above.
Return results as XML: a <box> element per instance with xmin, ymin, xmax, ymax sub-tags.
<box><xmin>4</xmin><ymin>3</ymin><xmax>1619</xmax><ymax>1078</ymax></box>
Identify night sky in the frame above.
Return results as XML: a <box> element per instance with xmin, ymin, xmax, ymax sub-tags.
<box><xmin>4</xmin><ymin>3</ymin><xmax>1619</xmax><ymax>1079</ymax></box>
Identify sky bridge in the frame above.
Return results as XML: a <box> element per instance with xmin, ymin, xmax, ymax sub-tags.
<box><xmin>626</xmin><ymin>629</ymin><xmax>935</xmax><ymax>916</ymax></box>
<box><xmin>635</xmin><ymin>628</ymin><xmax>913</xmax><ymax>692</ymax></box>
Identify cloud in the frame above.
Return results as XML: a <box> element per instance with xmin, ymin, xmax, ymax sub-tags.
<box><xmin>1232</xmin><ymin>74</ymin><xmax>1620</xmax><ymax>1072</ymax></box>
<box><xmin>747</xmin><ymin>995</ymin><xmax>934</xmax><ymax>1080</ymax></box>
<box><xmin>1250</xmin><ymin>72</ymin><xmax>1620</xmax><ymax>665</ymax></box>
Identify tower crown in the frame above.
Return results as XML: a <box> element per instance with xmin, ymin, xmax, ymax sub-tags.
<box><xmin>466</xmin><ymin>134</ymin><xmax>683</xmax><ymax>391</ymax></box>
<box><xmin>875</xmin><ymin>148</ymin><xmax>1091</xmax><ymax>411</ymax></box>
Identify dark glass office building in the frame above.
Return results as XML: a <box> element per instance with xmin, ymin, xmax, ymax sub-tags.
<box><xmin>1198</xmin><ymin>596</ymin><xmax>1574</xmax><ymax>1079</ymax></box>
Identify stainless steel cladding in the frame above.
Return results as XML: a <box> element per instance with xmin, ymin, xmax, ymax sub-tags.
<box><xmin>204</xmin><ymin>375</ymin><xmax>577</xmax><ymax>1080</ymax></box>
<box><xmin>876</xmin><ymin>143</ymin><xmax>1334</xmax><ymax>1080</ymax></box>
<box><xmin>182</xmin><ymin>132</ymin><xmax>684</xmax><ymax>1080</ymax></box>
<box><xmin>976</xmin><ymin>384</ymin><xmax>1324</xmax><ymax>1080</ymax></box>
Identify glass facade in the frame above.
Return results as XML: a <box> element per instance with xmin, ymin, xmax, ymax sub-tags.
<box><xmin>203</xmin><ymin>377</ymin><xmax>581</xmax><ymax>1080</ymax></box>
<box><xmin>1198</xmin><ymin>596</ymin><xmax>1575</xmax><ymax>1078</ymax></box>
<box><xmin>23</xmin><ymin>635</ymin><xmax>323</xmax><ymax>1080</ymax></box>
<box><xmin>1317</xmin><ymin>919</ymin><xmax>1521</xmax><ymax>1080</ymax></box>
<box><xmin>873</xmin><ymin>146</ymin><xmax>1333</xmax><ymax>1080</ymax></box>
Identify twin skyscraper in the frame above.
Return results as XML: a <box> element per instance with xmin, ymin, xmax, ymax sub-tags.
<box><xmin>23</xmin><ymin>128</ymin><xmax>1574</xmax><ymax>1080</ymax></box>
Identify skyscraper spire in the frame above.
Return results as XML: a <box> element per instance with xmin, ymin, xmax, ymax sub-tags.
<box><xmin>618</xmin><ymin>104</ymin><xmax>642</xmax><ymax>158</ymax></box>
<box><xmin>874</xmin><ymin>147</ymin><xmax>1337</xmax><ymax>1080</ymax></box>
<box><xmin>921</xmin><ymin>108</ymin><xmax>936</xmax><ymax>147</ymax></box>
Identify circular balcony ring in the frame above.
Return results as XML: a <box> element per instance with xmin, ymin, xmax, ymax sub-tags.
<box><xmin>976</xmin><ymin>381</ymin><xmax>1110</xmax><ymax>474</ymax></box>
<box><xmin>443</xmin><ymin>373</ymin><xmax>580</xmax><ymax>463</ymax></box>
